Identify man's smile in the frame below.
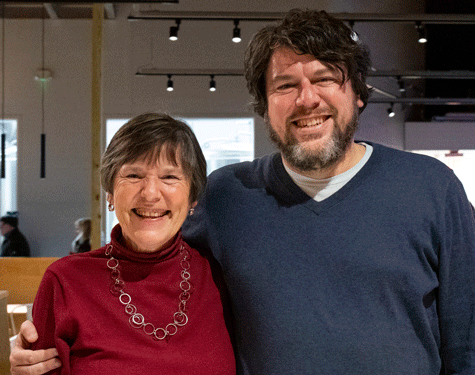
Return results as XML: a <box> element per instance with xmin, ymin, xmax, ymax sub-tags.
<box><xmin>292</xmin><ymin>115</ymin><xmax>330</xmax><ymax>128</ymax></box>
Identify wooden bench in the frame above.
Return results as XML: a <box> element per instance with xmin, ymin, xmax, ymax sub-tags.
<box><xmin>0</xmin><ymin>257</ymin><xmax>59</xmax><ymax>335</ymax></box>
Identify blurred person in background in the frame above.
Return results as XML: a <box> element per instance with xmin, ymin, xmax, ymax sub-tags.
<box><xmin>70</xmin><ymin>218</ymin><xmax>91</xmax><ymax>254</ymax></box>
<box><xmin>1</xmin><ymin>215</ymin><xmax>30</xmax><ymax>257</ymax></box>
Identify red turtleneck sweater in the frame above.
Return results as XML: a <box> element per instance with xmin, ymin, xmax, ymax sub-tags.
<box><xmin>32</xmin><ymin>225</ymin><xmax>235</xmax><ymax>375</ymax></box>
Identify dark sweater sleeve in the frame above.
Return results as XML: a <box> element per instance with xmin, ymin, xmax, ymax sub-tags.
<box><xmin>32</xmin><ymin>269</ymin><xmax>72</xmax><ymax>375</ymax></box>
<box><xmin>182</xmin><ymin>180</ymin><xmax>218</xmax><ymax>260</ymax></box>
<box><xmin>438</xmin><ymin>174</ymin><xmax>475</xmax><ymax>374</ymax></box>
<box><xmin>182</xmin><ymin>180</ymin><xmax>237</xmax><ymax>342</ymax></box>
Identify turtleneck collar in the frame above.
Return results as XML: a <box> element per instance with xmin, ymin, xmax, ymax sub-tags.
<box><xmin>108</xmin><ymin>224</ymin><xmax>184</xmax><ymax>263</ymax></box>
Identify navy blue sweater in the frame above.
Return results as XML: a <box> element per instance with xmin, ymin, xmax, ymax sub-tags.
<box><xmin>183</xmin><ymin>142</ymin><xmax>475</xmax><ymax>374</ymax></box>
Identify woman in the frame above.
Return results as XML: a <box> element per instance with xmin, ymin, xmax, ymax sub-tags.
<box><xmin>70</xmin><ymin>218</ymin><xmax>91</xmax><ymax>254</ymax></box>
<box><xmin>31</xmin><ymin>113</ymin><xmax>235</xmax><ymax>374</ymax></box>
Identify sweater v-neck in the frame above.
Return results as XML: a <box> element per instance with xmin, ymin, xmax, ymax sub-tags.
<box><xmin>269</xmin><ymin>142</ymin><xmax>380</xmax><ymax>214</ymax></box>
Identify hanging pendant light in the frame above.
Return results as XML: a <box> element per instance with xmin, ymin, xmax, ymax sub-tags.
<box><xmin>40</xmin><ymin>8</ymin><xmax>46</xmax><ymax>178</ymax></box>
<box><xmin>1</xmin><ymin>134</ymin><xmax>5</xmax><ymax>179</ymax></box>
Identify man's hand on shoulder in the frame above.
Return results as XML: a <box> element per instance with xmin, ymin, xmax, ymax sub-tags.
<box><xmin>10</xmin><ymin>320</ymin><xmax>61</xmax><ymax>375</ymax></box>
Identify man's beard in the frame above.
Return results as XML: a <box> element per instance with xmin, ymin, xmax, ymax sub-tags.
<box><xmin>265</xmin><ymin>104</ymin><xmax>360</xmax><ymax>172</ymax></box>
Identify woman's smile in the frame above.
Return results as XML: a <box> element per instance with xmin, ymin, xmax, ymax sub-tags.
<box><xmin>132</xmin><ymin>208</ymin><xmax>170</xmax><ymax>218</ymax></box>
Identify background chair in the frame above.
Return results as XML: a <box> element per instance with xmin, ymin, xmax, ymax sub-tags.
<box><xmin>0</xmin><ymin>257</ymin><xmax>58</xmax><ymax>335</ymax></box>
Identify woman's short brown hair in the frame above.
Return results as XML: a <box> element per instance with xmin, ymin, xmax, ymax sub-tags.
<box><xmin>101</xmin><ymin>113</ymin><xmax>207</xmax><ymax>203</ymax></box>
<box><xmin>244</xmin><ymin>9</ymin><xmax>372</xmax><ymax>118</ymax></box>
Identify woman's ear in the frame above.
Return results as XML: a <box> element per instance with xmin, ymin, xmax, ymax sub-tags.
<box><xmin>106</xmin><ymin>193</ymin><xmax>113</xmax><ymax>206</ymax></box>
<box><xmin>188</xmin><ymin>201</ymin><xmax>198</xmax><ymax>216</ymax></box>
<box><xmin>106</xmin><ymin>193</ymin><xmax>115</xmax><ymax>212</ymax></box>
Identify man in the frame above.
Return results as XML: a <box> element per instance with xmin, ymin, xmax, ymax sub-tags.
<box><xmin>10</xmin><ymin>9</ymin><xmax>475</xmax><ymax>374</ymax></box>
<box><xmin>1</xmin><ymin>215</ymin><xmax>30</xmax><ymax>257</ymax></box>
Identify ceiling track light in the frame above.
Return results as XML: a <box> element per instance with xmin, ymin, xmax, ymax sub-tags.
<box><xmin>415</xmin><ymin>22</ymin><xmax>427</xmax><ymax>44</ymax></box>
<box><xmin>397</xmin><ymin>77</ymin><xmax>406</xmax><ymax>93</ymax></box>
<box><xmin>167</xmin><ymin>75</ymin><xmax>174</xmax><ymax>91</ymax></box>
<box><xmin>232</xmin><ymin>19</ymin><xmax>241</xmax><ymax>43</ymax></box>
<box><xmin>387</xmin><ymin>103</ymin><xmax>395</xmax><ymax>118</ymax></box>
<box><xmin>169</xmin><ymin>19</ymin><xmax>181</xmax><ymax>41</ymax></box>
<box><xmin>209</xmin><ymin>75</ymin><xmax>216</xmax><ymax>92</ymax></box>
<box><xmin>347</xmin><ymin>20</ymin><xmax>360</xmax><ymax>42</ymax></box>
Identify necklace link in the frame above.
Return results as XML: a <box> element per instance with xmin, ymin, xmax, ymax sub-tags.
<box><xmin>106</xmin><ymin>244</ymin><xmax>192</xmax><ymax>340</ymax></box>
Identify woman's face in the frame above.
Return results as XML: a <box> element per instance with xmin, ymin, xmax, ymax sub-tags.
<box><xmin>75</xmin><ymin>220</ymin><xmax>84</xmax><ymax>234</ymax></box>
<box><xmin>107</xmin><ymin>151</ymin><xmax>195</xmax><ymax>253</ymax></box>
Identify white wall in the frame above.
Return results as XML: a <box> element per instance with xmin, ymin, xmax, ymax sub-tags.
<box><xmin>1</xmin><ymin>1</ymin><xmax>432</xmax><ymax>256</ymax></box>
<box><xmin>405</xmin><ymin>122</ymin><xmax>475</xmax><ymax>150</ymax></box>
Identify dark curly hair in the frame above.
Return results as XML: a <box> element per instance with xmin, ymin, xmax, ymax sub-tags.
<box><xmin>244</xmin><ymin>9</ymin><xmax>372</xmax><ymax>117</ymax></box>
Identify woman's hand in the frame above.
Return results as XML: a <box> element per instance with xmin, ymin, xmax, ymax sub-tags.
<box><xmin>10</xmin><ymin>320</ymin><xmax>62</xmax><ymax>375</ymax></box>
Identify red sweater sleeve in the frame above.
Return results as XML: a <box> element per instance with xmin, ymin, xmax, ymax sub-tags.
<box><xmin>32</xmin><ymin>269</ymin><xmax>72</xmax><ymax>375</ymax></box>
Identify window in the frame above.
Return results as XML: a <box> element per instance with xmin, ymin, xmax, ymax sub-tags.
<box><xmin>411</xmin><ymin>149</ymin><xmax>475</xmax><ymax>205</ymax></box>
<box><xmin>0</xmin><ymin>119</ymin><xmax>18</xmax><ymax>242</ymax></box>
<box><xmin>182</xmin><ymin>118</ymin><xmax>254</xmax><ymax>175</ymax></box>
<box><xmin>104</xmin><ymin>117</ymin><xmax>254</xmax><ymax>242</ymax></box>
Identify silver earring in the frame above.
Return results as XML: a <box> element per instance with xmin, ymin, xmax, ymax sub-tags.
<box><xmin>108</xmin><ymin>203</ymin><xmax>114</xmax><ymax>212</ymax></box>
<box><xmin>189</xmin><ymin>208</ymin><xmax>194</xmax><ymax>216</ymax></box>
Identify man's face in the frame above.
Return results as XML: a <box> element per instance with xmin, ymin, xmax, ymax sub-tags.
<box><xmin>265</xmin><ymin>47</ymin><xmax>364</xmax><ymax>172</ymax></box>
<box><xmin>0</xmin><ymin>221</ymin><xmax>11</xmax><ymax>236</ymax></box>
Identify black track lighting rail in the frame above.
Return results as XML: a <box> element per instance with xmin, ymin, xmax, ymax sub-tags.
<box><xmin>135</xmin><ymin>68</ymin><xmax>475</xmax><ymax>105</ymax></box>
<box><xmin>368</xmin><ymin>71</ymin><xmax>475</xmax><ymax>79</ymax></box>
<box><xmin>128</xmin><ymin>11</ymin><xmax>475</xmax><ymax>25</ymax></box>
<box><xmin>136</xmin><ymin>68</ymin><xmax>475</xmax><ymax>80</ymax></box>
<box><xmin>136</xmin><ymin>68</ymin><xmax>244</xmax><ymax>77</ymax></box>
<box><xmin>369</xmin><ymin>98</ymin><xmax>475</xmax><ymax>105</ymax></box>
